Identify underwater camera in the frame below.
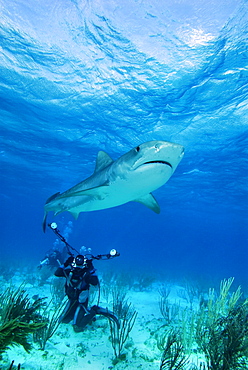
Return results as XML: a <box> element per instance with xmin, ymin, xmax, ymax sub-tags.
<box><xmin>47</xmin><ymin>222</ymin><xmax>120</xmax><ymax>261</ymax></box>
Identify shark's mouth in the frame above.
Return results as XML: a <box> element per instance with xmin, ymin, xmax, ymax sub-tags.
<box><xmin>144</xmin><ymin>160</ymin><xmax>173</xmax><ymax>169</ymax></box>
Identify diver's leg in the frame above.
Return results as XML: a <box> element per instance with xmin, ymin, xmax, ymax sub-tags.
<box><xmin>73</xmin><ymin>304</ymin><xmax>98</xmax><ymax>332</ymax></box>
<box><xmin>60</xmin><ymin>299</ymin><xmax>78</xmax><ymax>323</ymax></box>
<box><xmin>73</xmin><ymin>290</ymin><xmax>92</xmax><ymax>332</ymax></box>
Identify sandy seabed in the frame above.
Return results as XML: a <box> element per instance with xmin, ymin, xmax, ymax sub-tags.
<box><xmin>1</xmin><ymin>270</ymin><xmax>206</xmax><ymax>370</ymax></box>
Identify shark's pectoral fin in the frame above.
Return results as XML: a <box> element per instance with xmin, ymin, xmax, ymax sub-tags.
<box><xmin>134</xmin><ymin>193</ymin><xmax>160</xmax><ymax>214</ymax></box>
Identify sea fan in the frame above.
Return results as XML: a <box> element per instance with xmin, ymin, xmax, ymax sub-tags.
<box><xmin>199</xmin><ymin>302</ymin><xmax>248</xmax><ymax>370</ymax></box>
<box><xmin>159</xmin><ymin>330</ymin><xmax>189</xmax><ymax>370</ymax></box>
<box><xmin>0</xmin><ymin>285</ymin><xmax>47</xmax><ymax>358</ymax></box>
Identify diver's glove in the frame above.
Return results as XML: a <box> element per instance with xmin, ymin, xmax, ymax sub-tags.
<box><xmin>64</xmin><ymin>256</ymin><xmax>74</xmax><ymax>267</ymax></box>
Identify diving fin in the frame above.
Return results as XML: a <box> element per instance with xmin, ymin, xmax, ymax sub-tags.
<box><xmin>92</xmin><ymin>305</ymin><xmax>120</xmax><ymax>329</ymax></box>
<box><xmin>73</xmin><ymin>305</ymin><xmax>120</xmax><ymax>332</ymax></box>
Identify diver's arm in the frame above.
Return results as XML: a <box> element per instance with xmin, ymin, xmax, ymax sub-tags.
<box><xmin>54</xmin><ymin>266</ymin><xmax>66</xmax><ymax>277</ymax></box>
<box><xmin>54</xmin><ymin>256</ymin><xmax>74</xmax><ymax>277</ymax></box>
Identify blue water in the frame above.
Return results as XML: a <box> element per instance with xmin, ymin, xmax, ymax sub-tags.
<box><xmin>1</xmin><ymin>0</ymin><xmax>247</xmax><ymax>285</ymax></box>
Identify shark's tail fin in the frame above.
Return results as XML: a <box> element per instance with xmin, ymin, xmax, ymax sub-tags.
<box><xmin>42</xmin><ymin>212</ymin><xmax>48</xmax><ymax>233</ymax></box>
<box><xmin>42</xmin><ymin>192</ymin><xmax>61</xmax><ymax>232</ymax></box>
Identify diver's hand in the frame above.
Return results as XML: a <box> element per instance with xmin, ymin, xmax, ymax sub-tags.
<box><xmin>86</xmin><ymin>259</ymin><xmax>94</xmax><ymax>270</ymax></box>
<box><xmin>64</xmin><ymin>256</ymin><xmax>74</xmax><ymax>267</ymax></box>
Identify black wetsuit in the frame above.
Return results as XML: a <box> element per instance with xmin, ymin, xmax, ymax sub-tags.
<box><xmin>54</xmin><ymin>258</ymin><xmax>99</xmax><ymax>331</ymax></box>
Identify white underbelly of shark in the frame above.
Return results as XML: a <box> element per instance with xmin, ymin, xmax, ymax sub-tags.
<box><xmin>43</xmin><ymin>140</ymin><xmax>184</xmax><ymax>231</ymax></box>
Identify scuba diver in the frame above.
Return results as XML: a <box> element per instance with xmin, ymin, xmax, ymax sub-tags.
<box><xmin>48</xmin><ymin>222</ymin><xmax>120</xmax><ymax>332</ymax></box>
<box><xmin>38</xmin><ymin>249</ymin><xmax>63</xmax><ymax>270</ymax></box>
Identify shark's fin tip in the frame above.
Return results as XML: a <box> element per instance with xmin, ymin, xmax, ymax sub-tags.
<box><xmin>69</xmin><ymin>210</ymin><xmax>79</xmax><ymax>220</ymax></box>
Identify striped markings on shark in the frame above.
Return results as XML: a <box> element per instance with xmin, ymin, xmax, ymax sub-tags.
<box><xmin>43</xmin><ymin>140</ymin><xmax>184</xmax><ymax>231</ymax></box>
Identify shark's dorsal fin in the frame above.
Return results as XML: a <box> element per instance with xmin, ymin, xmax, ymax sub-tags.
<box><xmin>134</xmin><ymin>193</ymin><xmax>160</xmax><ymax>214</ymax></box>
<box><xmin>94</xmin><ymin>151</ymin><xmax>113</xmax><ymax>173</ymax></box>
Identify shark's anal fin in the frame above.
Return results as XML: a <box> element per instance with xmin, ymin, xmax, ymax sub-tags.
<box><xmin>68</xmin><ymin>211</ymin><xmax>80</xmax><ymax>220</ymax></box>
<box><xmin>94</xmin><ymin>151</ymin><xmax>113</xmax><ymax>173</ymax></box>
<box><xmin>133</xmin><ymin>193</ymin><xmax>160</xmax><ymax>214</ymax></box>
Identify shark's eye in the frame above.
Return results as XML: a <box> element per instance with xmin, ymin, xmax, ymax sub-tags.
<box><xmin>155</xmin><ymin>143</ymin><xmax>160</xmax><ymax>152</ymax></box>
<box><xmin>135</xmin><ymin>146</ymin><xmax>140</xmax><ymax>152</ymax></box>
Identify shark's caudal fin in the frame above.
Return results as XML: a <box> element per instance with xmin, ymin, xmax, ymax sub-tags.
<box><xmin>134</xmin><ymin>193</ymin><xmax>160</xmax><ymax>214</ymax></box>
<box><xmin>42</xmin><ymin>212</ymin><xmax>48</xmax><ymax>233</ymax></box>
<box><xmin>42</xmin><ymin>192</ymin><xmax>60</xmax><ymax>232</ymax></box>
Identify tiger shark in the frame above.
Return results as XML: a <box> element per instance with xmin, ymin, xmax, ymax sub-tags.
<box><xmin>43</xmin><ymin>140</ymin><xmax>184</xmax><ymax>231</ymax></box>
